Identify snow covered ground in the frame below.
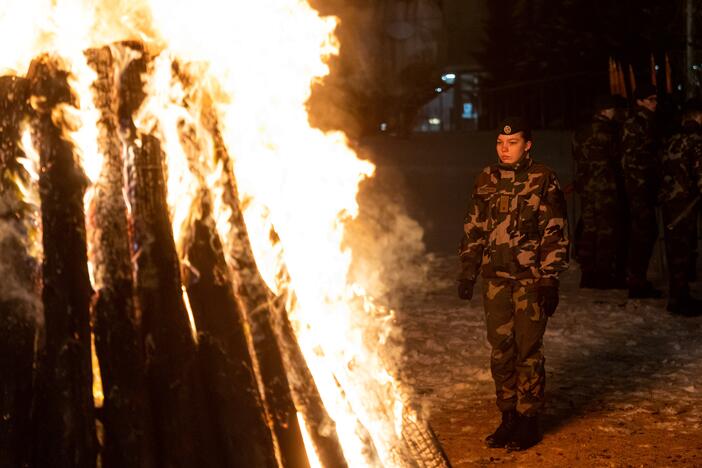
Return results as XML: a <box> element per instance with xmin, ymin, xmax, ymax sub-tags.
<box><xmin>397</xmin><ymin>257</ymin><xmax>702</xmax><ymax>467</ymax></box>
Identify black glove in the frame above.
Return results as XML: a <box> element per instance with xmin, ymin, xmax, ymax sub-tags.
<box><xmin>537</xmin><ymin>283</ymin><xmax>559</xmax><ymax>317</ymax></box>
<box><xmin>457</xmin><ymin>279</ymin><xmax>475</xmax><ymax>300</ymax></box>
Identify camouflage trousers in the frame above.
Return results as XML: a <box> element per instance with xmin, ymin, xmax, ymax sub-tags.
<box><xmin>482</xmin><ymin>278</ymin><xmax>548</xmax><ymax>416</ymax></box>
<box><xmin>663</xmin><ymin>199</ymin><xmax>698</xmax><ymax>297</ymax></box>
<box><xmin>626</xmin><ymin>189</ymin><xmax>658</xmax><ymax>284</ymax></box>
<box><xmin>576</xmin><ymin>191</ymin><xmax>624</xmax><ymax>277</ymax></box>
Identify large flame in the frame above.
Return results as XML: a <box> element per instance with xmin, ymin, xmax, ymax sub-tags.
<box><xmin>1</xmin><ymin>1</ymin><xmax>414</xmax><ymax>466</ymax></box>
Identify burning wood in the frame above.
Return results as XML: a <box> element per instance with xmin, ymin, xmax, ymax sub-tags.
<box><xmin>27</xmin><ymin>54</ymin><xmax>97</xmax><ymax>468</ymax></box>
<box><xmin>177</xmin><ymin>123</ymin><xmax>278</xmax><ymax>467</ymax></box>
<box><xmin>201</xmin><ymin>114</ymin><xmax>312</xmax><ymax>468</ymax></box>
<box><xmin>84</xmin><ymin>45</ymin><xmax>154</xmax><ymax>468</ymax></box>
<box><xmin>119</xmin><ymin>45</ymin><xmax>224</xmax><ymax>467</ymax></box>
<box><xmin>0</xmin><ymin>74</ymin><xmax>41</xmax><ymax>468</ymax></box>
<box><xmin>0</xmin><ymin>1</ymin><xmax>455</xmax><ymax>465</ymax></box>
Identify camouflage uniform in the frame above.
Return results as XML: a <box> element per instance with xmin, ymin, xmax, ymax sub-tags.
<box><xmin>572</xmin><ymin>114</ymin><xmax>625</xmax><ymax>281</ymax></box>
<box><xmin>459</xmin><ymin>153</ymin><xmax>569</xmax><ymax>415</ymax></box>
<box><xmin>621</xmin><ymin>106</ymin><xmax>660</xmax><ymax>286</ymax></box>
<box><xmin>660</xmin><ymin>120</ymin><xmax>702</xmax><ymax>299</ymax></box>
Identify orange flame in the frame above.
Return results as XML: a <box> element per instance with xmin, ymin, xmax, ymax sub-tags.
<box><xmin>1</xmin><ymin>1</ymin><xmax>415</xmax><ymax>465</ymax></box>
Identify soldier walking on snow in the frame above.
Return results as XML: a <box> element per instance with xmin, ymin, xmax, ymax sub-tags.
<box><xmin>660</xmin><ymin>98</ymin><xmax>702</xmax><ymax>317</ymax></box>
<box><xmin>621</xmin><ymin>83</ymin><xmax>663</xmax><ymax>298</ymax></box>
<box><xmin>457</xmin><ymin>118</ymin><xmax>569</xmax><ymax>451</ymax></box>
<box><xmin>573</xmin><ymin>95</ymin><xmax>627</xmax><ymax>289</ymax></box>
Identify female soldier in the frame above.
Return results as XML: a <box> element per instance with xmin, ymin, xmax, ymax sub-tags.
<box><xmin>457</xmin><ymin>117</ymin><xmax>569</xmax><ymax>451</ymax></box>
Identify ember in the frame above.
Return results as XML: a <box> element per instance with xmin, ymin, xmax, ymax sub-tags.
<box><xmin>0</xmin><ymin>1</ymin><xmax>450</xmax><ymax>467</ymax></box>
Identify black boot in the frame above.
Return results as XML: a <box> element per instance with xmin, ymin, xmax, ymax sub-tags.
<box><xmin>579</xmin><ymin>271</ymin><xmax>598</xmax><ymax>288</ymax></box>
<box><xmin>506</xmin><ymin>413</ymin><xmax>541</xmax><ymax>451</ymax></box>
<box><xmin>484</xmin><ymin>410</ymin><xmax>518</xmax><ymax>448</ymax></box>
<box><xmin>667</xmin><ymin>295</ymin><xmax>702</xmax><ymax>317</ymax></box>
<box><xmin>594</xmin><ymin>274</ymin><xmax>627</xmax><ymax>290</ymax></box>
<box><xmin>628</xmin><ymin>280</ymin><xmax>663</xmax><ymax>299</ymax></box>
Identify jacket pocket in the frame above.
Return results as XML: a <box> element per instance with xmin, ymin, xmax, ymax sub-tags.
<box><xmin>513</xmin><ymin>195</ymin><xmax>541</xmax><ymax>268</ymax></box>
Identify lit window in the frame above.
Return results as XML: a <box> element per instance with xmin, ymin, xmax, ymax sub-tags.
<box><xmin>462</xmin><ymin>103</ymin><xmax>475</xmax><ymax>119</ymax></box>
<box><xmin>441</xmin><ymin>73</ymin><xmax>456</xmax><ymax>85</ymax></box>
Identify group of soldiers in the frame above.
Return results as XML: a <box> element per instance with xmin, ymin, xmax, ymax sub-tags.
<box><xmin>573</xmin><ymin>84</ymin><xmax>702</xmax><ymax>317</ymax></box>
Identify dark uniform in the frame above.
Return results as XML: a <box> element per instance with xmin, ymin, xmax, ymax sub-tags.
<box><xmin>660</xmin><ymin>103</ymin><xmax>702</xmax><ymax>316</ymax></box>
<box><xmin>573</xmin><ymin>103</ymin><xmax>625</xmax><ymax>288</ymax></box>
<box><xmin>458</xmin><ymin>118</ymin><xmax>569</xmax><ymax>450</ymax></box>
<box><xmin>621</xmin><ymin>92</ymin><xmax>661</xmax><ymax>297</ymax></box>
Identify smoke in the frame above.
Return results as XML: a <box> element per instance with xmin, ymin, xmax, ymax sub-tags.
<box><xmin>344</xmin><ymin>164</ymin><xmax>433</xmax><ymax>305</ymax></box>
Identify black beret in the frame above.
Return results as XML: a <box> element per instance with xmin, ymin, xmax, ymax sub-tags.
<box><xmin>634</xmin><ymin>83</ymin><xmax>657</xmax><ymax>101</ymax></box>
<box><xmin>612</xmin><ymin>95</ymin><xmax>629</xmax><ymax>109</ymax></box>
<box><xmin>594</xmin><ymin>94</ymin><xmax>618</xmax><ymax>111</ymax></box>
<box><xmin>497</xmin><ymin>116</ymin><xmax>532</xmax><ymax>140</ymax></box>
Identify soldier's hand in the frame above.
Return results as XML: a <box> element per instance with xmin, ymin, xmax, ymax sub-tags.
<box><xmin>537</xmin><ymin>283</ymin><xmax>559</xmax><ymax>317</ymax></box>
<box><xmin>457</xmin><ymin>279</ymin><xmax>475</xmax><ymax>300</ymax></box>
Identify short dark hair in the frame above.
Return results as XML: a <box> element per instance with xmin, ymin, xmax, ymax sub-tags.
<box><xmin>594</xmin><ymin>94</ymin><xmax>618</xmax><ymax>112</ymax></box>
<box><xmin>634</xmin><ymin>83</ymin><xmax>657</xmax><ymax>101</ymax></box>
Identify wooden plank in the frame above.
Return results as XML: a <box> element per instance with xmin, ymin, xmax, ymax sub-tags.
<box><xmin>120</xmin><ymin>45</ymin><xmax>219</xmax><ymax>468</ymax></box>
<box><xmin>181</xmin><ymin>192</ymin><xmax>278</xmax><ymax>468</ymax></box>
<box><xmin>0</xmin><ymin>73</ymin><xmax>40</xmax><ymax>468</ymax></box>
<box><xmin>28</xmin><ymin>54</ymin><xmax>97</xmax><ymax>468</ymax></box>
<box><xmin>85</xmin><ymin>45</ymin><xmax>155</xmax><ymax>468</ymax></box>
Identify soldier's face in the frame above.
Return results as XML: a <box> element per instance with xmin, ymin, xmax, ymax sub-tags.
<box><xmin>496</xmin><ymin>133</ymin><xmax>532</xmax><ymax>164</ymax></box>
<box><xmin>637</xmin><ymin>95</ymin><xmax>657</xmax><ymax>113</ymax></box>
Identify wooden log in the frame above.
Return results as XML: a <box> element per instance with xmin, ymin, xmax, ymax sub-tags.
<box><xmin>399</xmin><ymin>410</ymin><xmax>452</xmax><ymax>468</ymax></box>
<box><xmin>180</xmin><ymin>192</ymin><xmax>278</xmax><ymax>468</ymax></box>
<box><xmin>118</xmin><ymin>44</ymin><xmax>222</xmax><ymax>468</ymax></box>
<box><xmin>0</xmin><ymin>74</ymin><xmax>41</xmax><ymax>468</ymax></box>
<box><xmin>268</xmin><ymin>288</ymin><xmax>353</xmax><ymax>468</ymax></box>
<box><xmin>84</xmin><ymin>46</ymin><xmax>155</xmax><ymax>468</ymax></box>
<box><xmin>200</xmin><ymin>116</ymin><xmax>310</xmax><ymax>468</ymax></box>
<box><xmin>28</xmin><ymin>54</ymin><xmax>97</xmax><ymax>468</ymax></box>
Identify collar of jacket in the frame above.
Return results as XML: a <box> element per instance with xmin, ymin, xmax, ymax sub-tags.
<box><xmin>497</xmin><ymin>152</ymin><xmax>533</xmax><ymax>173</ymax></box>
<box><xmin>593</xmin><ymin>114</ymin><xmax>612</xmax><ymax>124</ymax></box>
<box><xmin>635</xmin><ymin>106</ymin><xmax>655</xmax><ymax>119</ymax></box>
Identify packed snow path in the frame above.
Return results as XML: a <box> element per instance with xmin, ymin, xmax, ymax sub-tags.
<box><xmin>398</xmin><ymin>256</ymin><xmax>702</xmax><ymax>467</ymax></box>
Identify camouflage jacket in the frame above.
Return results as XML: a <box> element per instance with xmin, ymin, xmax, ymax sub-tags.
<box><xmin>659</xmin><ymin>121</ymin><xmax>702</xmax><ymax>205</ymax></box>
<box><xmin>622</xmin><ymin>106</ymin><xmax>659</xmax><ymax>195</ymax></box>
<box><xmin>459</xmin><ymin>153</ymin><xmax>570</xmax><ymax>283</ymax></box>
<box><xmin>572</xmin><ymin>114</ymin><xmax>620</xmax><ymax>194</ymax></box>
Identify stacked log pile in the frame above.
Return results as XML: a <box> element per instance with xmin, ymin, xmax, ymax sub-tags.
<box><xmin>0</xmin><ymin>44</ymin><xmax>452</xmax><ymax>468</ymax></box>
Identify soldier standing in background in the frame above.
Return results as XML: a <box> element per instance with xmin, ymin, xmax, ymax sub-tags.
<box><xmin>573</xmin><ymin>95</ymin><xmax>626</xmax><ymax>288</ymax></box>
<box><xmin>621</xmin><ymin>84</ymin><xmax>663</xmax><ymax>298</ymax></box>
<box><xmin>613</xmin><ymin>95</ymin><xmax>631</xmax><ymax>281</ymax></box>
<box><xmin>457</xmin><ymin>118</ymin><xmax>569</xmax><ymax>451</ymax></box>
<box><xmin>660</xmin><ymin>98</ymin><xmax>702</xmax><ymax>317</ymax></box>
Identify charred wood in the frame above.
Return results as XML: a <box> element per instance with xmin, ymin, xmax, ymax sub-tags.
<box><xmin>119</xmin><ymin>45</ymin><xmax>219</xmax><ymax>468</ymax></box>
<box><xmin>181</xmin><ymin>194</ymin><xmax>277</xmax><ymax>468</ymax></box>
<box><xmin>399</xmin><ymin>411</ymin><xmax>452</xmax><ymax>468</ymax></box>
<box><xmin>202</xmin><ymin>118</ymin><xmax>310</xmax><ymax>468</ymax></box>
<box><xmin>84</xmin><ymin>46</ymin><xmax>154</xmax><ymax>468</ymax></box>
<box><xmin>0</xmin><ymin>74</ymin><xmax>41</xmax><ymax>468</ymax></box>
<box><xmin>268</xmin><ymin>292</ymin><xmax>351</xmax><ymax>468</ymax></box>
<box><xmin>28</xmin><ymin>55</ymin><xmax>97</xmax><ymax>468</ymax></box>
